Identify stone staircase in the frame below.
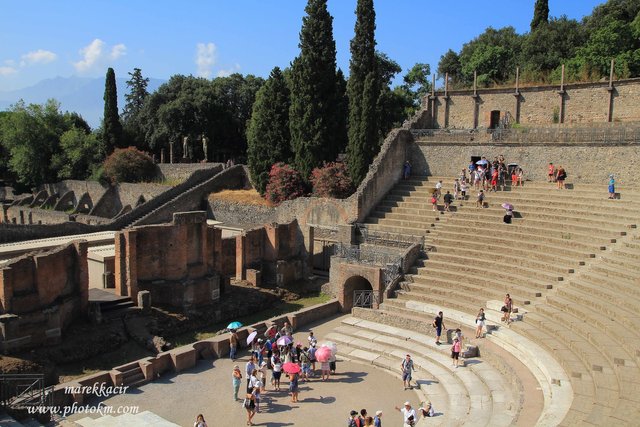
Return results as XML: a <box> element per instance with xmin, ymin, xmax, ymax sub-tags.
<box><xmin>354</xmin><ymin>176</ymin><xmax>640</xmax><ymax>426</ymax></box>
<box><xmin>74</xmin><ymin>410</ymin><xmax>179</xmax><ymax>426</ymax></box>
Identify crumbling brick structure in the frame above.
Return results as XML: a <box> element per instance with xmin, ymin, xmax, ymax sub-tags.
<box><xmin>0</xmin><ymin>241</ymin><xmax>89</xmax><ymax>353</ymax></box>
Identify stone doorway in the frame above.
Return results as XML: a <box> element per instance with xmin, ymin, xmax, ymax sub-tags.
<box><xmin>490</xmin><ymin>110</ymin><xmax>501</xmax><ymax>129</ymax></box>
<box><xmin>342</xmin><ymin>275</ymin><xmax>373</xmax><ymax>311</ymax></box>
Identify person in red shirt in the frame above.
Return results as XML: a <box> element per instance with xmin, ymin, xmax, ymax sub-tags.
<box><xmin>548</xmin><ymin>163</ymin><xmax>555</xmax><ymax>182</ymax></box>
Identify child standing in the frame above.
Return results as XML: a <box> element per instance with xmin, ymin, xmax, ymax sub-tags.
<box><xmin>476</xmin><ymin>190</ymin><xmax>485</xmax><ymax>208</ymax></box>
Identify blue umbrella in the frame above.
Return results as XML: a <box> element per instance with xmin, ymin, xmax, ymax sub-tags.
<box><xmin>227</xmin><ymin>321</ymin><xmax>243</xmax><ymax>330</ymax></box>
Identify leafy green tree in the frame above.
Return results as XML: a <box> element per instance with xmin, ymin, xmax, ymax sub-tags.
<box><xmin>289</xmin><ymin>0</ymin><xmax>346</xmax><ymax>181</ymax></box>
<box><xmin>122</xmin><ymin>68</ymin><xmax>150</xmax><ymax>150</ymax></box>
<box><xmin>102</xmin><ymin>147</ymin><xmax>158</xmax><ymax>183</ymax></box>
<box><xmin>51</xmin><ymin>128</ymin><xmax>101</xmax><ymax>180</ymax></box>
<box><xmin>247</xmin><ymin>67</ymin><xmax>292</xmax><ymax>195</ymax></box>
<box><xmin>102</xmin><ymin>68</ymin><xmax>124</xmax><ymax>153</ymax></box>
<box><xmin>375</xmin><ymin>53</ymin><xmax>413</xmax><ymax>136</ymax></box>
<box><xmin>403</xmin><ymin>62</ymin><xmax>432</xmax><ymax>108</ymax></box>
<box><xmin>459</xmin><ymin>26</ymin><xmax>523</xmax><ymax>86</ymax></box>
<box><xmin>531</xmin><ymin>0</ymin><xmax>549</xmax><ymax>31</ymax></box>
<box><xmin>347</xmin><ymin>0</ymin><xmax>379</xmax><ymax>186</ymax></box>
<box><xmin>437</xmin><ymin>50</ymin><xmax>462</xmax><ymax>86</ymax></box>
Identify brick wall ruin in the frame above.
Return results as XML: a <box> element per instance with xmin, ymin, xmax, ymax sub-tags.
<box><xmin>0</xmin><ymin>241</ymin><xmax>89</xmax><ymax>353</ymax></box>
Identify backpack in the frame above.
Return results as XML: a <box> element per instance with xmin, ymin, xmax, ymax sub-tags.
<box><xmin>347</xmin><ymin>418</ymin><xmax>357</xmax><ymax>427</ymax></box>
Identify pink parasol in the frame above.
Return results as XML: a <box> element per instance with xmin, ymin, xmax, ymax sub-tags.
<box><xmin>315</xmin><ymin>346</ymin><xmax>333</xmax><ymax>362</ymax></box>
<box><xmin>246</xmin><ymin>331</ymin><xmax>258</xmax><ymax>346</ymax></box>
<box><xmin>277</xmin><ymin>336</ymin><xmax>292</xmax><ymax>346</ymax></box>
<box><xmin>282</xmin><ymin>362</ymin><xmax>301</xmax><ymax>374</ymax></box>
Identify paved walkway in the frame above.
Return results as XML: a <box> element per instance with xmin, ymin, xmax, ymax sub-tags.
<box><xmin>66</xmin><ymin>314</ymin><xmax>423</xmax><ymax>427</ymax></box>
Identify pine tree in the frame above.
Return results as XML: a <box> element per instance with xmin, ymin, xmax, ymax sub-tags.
<box><xmin>122</xmin><ymin>68</ymin><xmax>149</xmax><ymax>123</ymax></box>
<box><xmin>289</xmin><ymin>0</ymin><xmax>345</xmax><ymax>181</ymax></box>
<box><xmin>347</xmin><ymin>0</ymin><xmax>379</xmax><ymax>186</ymax></box>
<box><xmin>102</xmin><ymin>67</ymin><xmax>124</xmax><ymax>153</ymax></box>
<box><xmin>247</xmin><ymin>67</ymin><xmax>292</xmax><ymax>195</ymax></box>
<box><xmin>531</xmin><ymin>0</ymin><xmax>549</xmax><ymax>32</ymax></box>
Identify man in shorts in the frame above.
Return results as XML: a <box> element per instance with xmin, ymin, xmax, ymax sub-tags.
<box><xmin>433</xmin><ymin>311</ymin><xmax>446</xmax><ymax>345</ymax></box>
<box><xmin>401</xmin><ymin>354</ymin><xmax>415</xmax><ymax>390</ymax></box>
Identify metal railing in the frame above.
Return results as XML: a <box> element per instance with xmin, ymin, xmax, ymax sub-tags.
<box><xmin>356</xmin><ymin>224</ymin><xmax>425</xmax><ymax>248</ymax></box>
<box><xmin>0</xmin><ymin>373</ymin><xmax>52</xmax><ymax>410</ymax></box>
<box><xmin>354</xmin><ymin>290</ymin><xmax>379</xmax><ymax>308</ymax></box>
<box><xmin>333</xmin><ymin>242</ymin><xmax>402</xmax><ymax>266</ymax></box>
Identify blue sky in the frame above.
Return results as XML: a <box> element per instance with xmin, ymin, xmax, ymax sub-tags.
<box><xmin>0</xmin><ymin>0</ymin><xmax>604</xmax><ymax>91</ymax></box>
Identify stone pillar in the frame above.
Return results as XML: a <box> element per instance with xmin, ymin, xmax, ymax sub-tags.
<box><xmin>169</xmin><ymin>141</ymin><xmax>174</xmax><ymax>164</ymax></box>
<box><xmin>160</xmin><ymin>149</ymin><xmax>165</xmax><ymax>164</ymax></box>
<box><xmin>607</xmin><ymin>59</ymin><xmax>615</xmax><ymax>122</ymax></box>
<box><xmin>514</xmin><ymin>67</ymin><xmax>521</xmax><ymax>124</ymax></box>
<box><xmin>307</xmin><ymin>226</ymin><xmax>315</xmax><ymax>274</ymax></box>
<box><xmin>115</xmin><ymin>230</ymin><xmax>138</xmax><ymax>300</ymax></box>
<box><xmin>0</xmin><ymin>268</ymin><xmax>14</xmax><ymax>313</ymax></box>
<box><xmin>235</xmin><ymin>234</ymin><xmax>246</xmax><ymax>281</ymax></box>
<box><xmin>557</xmin><ymin>64</ymin><xmax>566</xmax><ymax>124</ymax></box>
<box><xmin>137</xmin><ymin>290</ymin><xmax>151</xmax><ymax>314</ymax></box>
<box><xmin>74</xmin><ymin>241</ymin><xmax>90</xmax><ymax>316</ymax></box>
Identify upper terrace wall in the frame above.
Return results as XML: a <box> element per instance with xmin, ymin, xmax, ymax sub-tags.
<box><xmin>419</xmin><ymin>78</ymin><xmax>640</xmax><ymax>129</ymax></box>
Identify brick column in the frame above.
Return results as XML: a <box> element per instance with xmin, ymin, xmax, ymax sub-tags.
<box><xmin>235</xmin><ymin>234</ymin><xmax>245</xmax><ymax>281</ymax></box>
<box><xmin>74</xmin><ymin>241</ymin><xmax>90</xmax><ymax>315</ymax></box>
<box><xmin>0</xmin><ymin>268</ymin><xmax>14</xmax><ymax>313</ymax></box>
<box><xmin>114</xmin><ymin>230</ymin><xmax>137</xmax><ymax>299</ymax></box>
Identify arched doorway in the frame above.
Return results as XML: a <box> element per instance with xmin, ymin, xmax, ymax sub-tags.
<box><xmin>343</xmin><ymin>275</ymin><xmax>373</xmax><ymax>311</ymax></box>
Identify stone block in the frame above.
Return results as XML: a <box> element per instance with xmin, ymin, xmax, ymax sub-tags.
<box><xmin>169</xmin><ymin>346</ymin><xmax>197</xmax><ymax>373</ymax></box>
<box><xmin>246</xmin><ymin>269</ymin><xmax>261</xmax><ymax>287</ymax></box>
<box><xmin>137</xmin><ymin>290</ymin><xmax>151</xmax><ymax>314</ymax></box>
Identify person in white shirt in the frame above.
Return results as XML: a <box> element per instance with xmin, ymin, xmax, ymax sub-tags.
<box><xmin>435</xmin><ymin>180</ymin><xmax>443</xmax><ymax>199</ymax></box>
<box><xmin>395</xmin><ymin>401</ymin><xmax>417</xmax><ymax>427</ymax></box>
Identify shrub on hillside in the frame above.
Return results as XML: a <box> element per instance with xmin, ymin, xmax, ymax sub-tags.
<box><xmin>102</xmin><ymin>147</ymin><xmax>158</xmax><ymax>184</ymax></box>
<box><xmin>310</xmin><ymin>162</ymin><xmax>354</xmax><ymax>199</ymax></box>
<box><xmin>265</xmin><ymin>163</ymin><xmax>305</xmax><ymax>204</ymax></box>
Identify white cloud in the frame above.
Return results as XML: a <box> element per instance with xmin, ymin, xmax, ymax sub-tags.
<box><xmin>0</xmin><ymin>66</ymin><xmax>18</xmax><ymax>76</ymax></box>
<box><xmin>73</xmin><ymin>39</ymin><xmax>127</xmax><ymax>73</ymax></box>
<box><xmin>20</xmin><ymin>49</ymin><xmax>57</xmax><ymax>66</ymax></box>
<box><xmin>196</xmin><ymin>42</ymin><xmax>217</xmax><ymax>78</ymax></box>
<box><xmin>4</xmin><ymin>59</ymin><xmax>16</xmax><ymax>66</ymax></box>
<box><xmin>110</xmin><ymin>44</ymin><xmax>127</xmax><ymax>60</ymax></box>
<box><xmin>216</xmin><ymin>63</ymin><xmax>241</xmax><ymax>78</ymax></box>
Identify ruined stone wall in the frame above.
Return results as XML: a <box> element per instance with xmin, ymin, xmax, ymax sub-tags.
<box><xmin>411</xmin><ymin>140</ymin><xmax>640</xmax><ymax>184</ymax></box>
<box><xmin>423</xmin><ymin>78</ymin><xmax>640</xmax><ymax>129</ymax></box>
<box><xmin>0</xmin><ymin>241</ymin><xmax>88</xmax><ymax>353</ymax></box>
<box><xmin>207</xmin><ymin>199</ymin><xmax>276</xmax><ymax>226</ymax></box>
<box><xmin>157</xmin><ymin>163</ymin><xmax>224</xmax><ymax>183</ymax></box>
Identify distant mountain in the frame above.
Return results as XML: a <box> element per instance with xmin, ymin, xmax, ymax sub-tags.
<box><xmin>0</xmin><ymin>76</ymin><xmax>165</xmax><ymax>129</ymax></box>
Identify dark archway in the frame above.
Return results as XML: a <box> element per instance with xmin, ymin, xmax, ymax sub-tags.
<box><xmin>343</xmin><ymin>275</ymin><xmax>373</xmax><ymax>311</ymax></box>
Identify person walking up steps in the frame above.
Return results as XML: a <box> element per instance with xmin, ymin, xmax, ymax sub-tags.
<box><xmin>433</xmin><ymin>311</ymin><xmax>446</xmax><ymax>345</ymax></box>
<box><xmin>401</xmin><ymin>354</ymin><xmax>415</xmax><ymax>390</ymax></box>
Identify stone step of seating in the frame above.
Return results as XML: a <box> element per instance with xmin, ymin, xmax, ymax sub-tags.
<box><xmin>351</xmin><ymin>303</ymin><xmax>572</xmax><ymax>426</ymax></box>
<box><xmin>564</xmin><ymin>278</ymin><xmax>640</xmax><ymax>314</ymax></box>
<box><xmin>413</xmin><ymin>257</ymin><xmax>562</xmax><ymax>287</ymax></box>
<box><xmin>75</xmin><ymin>410</ymin><xmax>180</xmax><ymax>427</ymax></box>
<box><xmin>364</xmin><ymin>223</ymin><xmax>433</xmax><ymax>237</ymax></box>
<box><xmin>334</xmin><ymin>317</ymin><xmax>520</xmax><ymax>427</ymax></box>
<box><xmin>539</xmin><ymin>296</ymin><xmax>640</xmax><ymax>368</ymax></box>
<box><xmin>416</xmin><ymin>261</ymin><xmax>558</xmax><ymax>293</ymax></box>
<box><xmin>573</xmin><ymin>270</ymin><xmax>640</xmax><ymax>298</ymax></box>
<box><xmin>427</xmin><ymin>241</ymin><xmax>583</xmax><ymax>271</ymax></box>
<box><xmin>395</xmin><ymin>290</ymin><xmax>492</xmax><ymax>317</ymax></box>
<box><xmin>399</xmin><ymin>279</ymin><xmax>535</xmax><ymax>309</ymax></box>
<box><xmin>425</xmin><ymin>248</ymin><xmax>574</xmax><ymax>275</ymax></box>
<box><xmin>426</xmin><ymin>232</ymin><xmax>593</xmax><ymax>262</ymax></box>
<box><xmin>439</xmin><ymin>213</ymin><xmax>629</xmax><ymax>238</ymax></box>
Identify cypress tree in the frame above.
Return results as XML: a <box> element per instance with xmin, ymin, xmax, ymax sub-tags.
<box><xmin>347</xmin><ymin>0</ymin><xmax>379</xmax><ymax>186</ymax></box>
<box><xmin>102</xmin><ymin>67</ymin><xmax>124</xmax><ymax>153</ymax></box>
<box><xmin>247</xmin><ymin>67</ymin><xmax>292</xmax><ymax>195</ymax></box>
<box><xmin>531</xmin><ymin>0</ymin><xmax>549</xmax><ymax>31</ymax></box>
<box><xmin>289</xmin><ymin>0</ymin><xmax>345</xmax><ymax>181</ymax></box>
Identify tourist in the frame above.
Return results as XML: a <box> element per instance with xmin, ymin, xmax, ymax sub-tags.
<box><xmin>474</xmin><ymin>168</ymin><xmax>483</xmax><ymax>190</ymax></box>
<box><xmin>252</xmin><ymin>376</ymin><xmax>263</xmax><ymax>413</ymax></box>
<box><xmin>281</xmin><ymin>321</ymin><xmax>293</xmax><ymax>337</ymax></box>
<box><xmin>468</xmin><ymin>160</ymin><xmax>476</xmax><ymax>176</ymax></box>
<box><xmin>419</xmin><ymin>401</ymin><xmax>435</xmax><ymax>418</ymax></box>
<box><xmin>394</xmin><ymin>401</ymin><xmax>417</xmax><ymax>427</ymax></box>
<box><xmin>460</xmin><ymin>180</ymin><xmax>468</xmax><ymax>200</ymax></box>
<box><xmin>348</xmin><ymin>410</ymin><xmax>360</xmax><ymax>427</ymax></box>
<box><xmin>431</xmin><ymin>191</ymin><xmax>438</xmax><ymax>212</ymax></box>
<box><xmin>271</xmin><ymin>352</ymin><xmax>282</xmax><ymax>391</ymax></box>
<box><xmin>194</xmin><ymin>414</ymin><xmax>208</xmax><ymax>427</ymax></box>
<box><xmin>248</xmin><ymin>368</ymin><xmax>259</xmax><ymax>394</ymax></box>
<box><xmin>374</xmin><ymin>410</ymin><xmax>383</xmax><ymax>427</ymax></box>
<box><xmin>229</xmin><ymin>329</ymin><xmax>239</xmax><ymax>361</ymax></box>
<box><xmin>258</xmin><ymin>361</ymin><xmax>268</xmax><ymax>392</ymax></box>
<box><xmin>516</xmin><ymin>167</ymin><xmax>524</xmax><ymax>187</ymax></box>
<box><xmin>503</xmin><ymin>209</ymin><xmax>513</xmax><ymax>224</ymax></box>
<box><xmin>451</xmin><ymin>337</ymin><xmax>462</xmax><ymax>368</ymax></box>
<box><xmin>548</xmin><ymin>162</ymin><xmax>555</xmax><ymax>182</ymax></box>
<box><xmin>308</xmin><ymin>342</ymin><xmax>317</xmax><ymax>374</ymax></box>
<box><xmin>288</xmin><ymin>371</ymin><xmax>300</xmax><ymax>403</ymax></box>
<box><xmin>321</xmin><ymin>357</ymin><xmax>330</xmax><ymax>381</ymax></box>
<box><xmin>433</xmin><ymin>311</ymin><xmax>445</xmax><ymax>345</ymax></box>
<box><xmin>364</xmin><ymin>416</ymin><xmax>374</xmax><ymax>426</ymax></box>
<box><xmin>401</xmin><ymin>354</ymin><xmax>415</xmax><ymax>390</ymax></box>
<box><xmin>403</xmin><ymin>160</ymin><xmax>412</xmax><ymax>180</ymax></box>
<box><xmin>245</xmin><ymin>357</ymin><xmax>256</xmax><ymax>392</ymax></box>
<box><xmin>232</xmin><ymin>365</ymin><xmax>242</xmax><ymax>401</ymax></box>
<box><xmin>608</xmin><ymin>174</ymin><xmax>616</xmax><ymax>199</ymax></box>
<box><xmin>476</xmin><ymin>189</ymin><xmax>485</xmax><ymax>208</ymax></box>
<box><xmin>556</xmin><ymin>166</ymin><xmax>566</xmax><ymax>189</ymax></box>
<box><xmin>501</xmin><ymin>293</ymin><xmax>513</xmax><ymax>324</ymax></box>
<box><xmin>435</xmin><ymin>180</ymin><xmax>443</xmax><ymax>199</ymax></box>
<box><xmin>243</xmin><ymin>392</ymin><xmax>257</xmax><ymax>426</ymax></box>
<box><xmin>475</xmin><ymin>308</ymin><xmax>486</xmax><ymax>338</ymax></box>
<box><xmin>454</xmin><ymin>328</ymin><xmax>464</xmax><ymax>349</ymax></box>
<box><xmin>360</xmin><ymin>409</ymin><xmax>368</xmax><ymax>426</ymax></box>
<box><xmin>491</xmin><ymin>168</ymin><xmax>499</xmax><ymax>192</ymax></box>
<box><xmin>300</xmin><ymin>347</ymin><xmax>311</xmax><ymax>381</ymax></box>
<box><xmin>453</xmin><ymin>179</ymin><xmax>460</xmax><ymax>200</ymax></box>
<box><xmin>459</xmin><ymin>169</ymin><xmax>467</xmax><ymax>184</ymax></box>
<box><xmin>308</xmin><ymin>330</ymin><xmax>317</xmax><ymax>347</ymax></box>
<box><xmin>329</xmin><ymin>351</ymin><xmax>337</xmax><ymax>374</ymax></box>
<box><xmin>443</xmin><ymin>190</ymin><xmax>454</xmax><ymax>212</ymax></box>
